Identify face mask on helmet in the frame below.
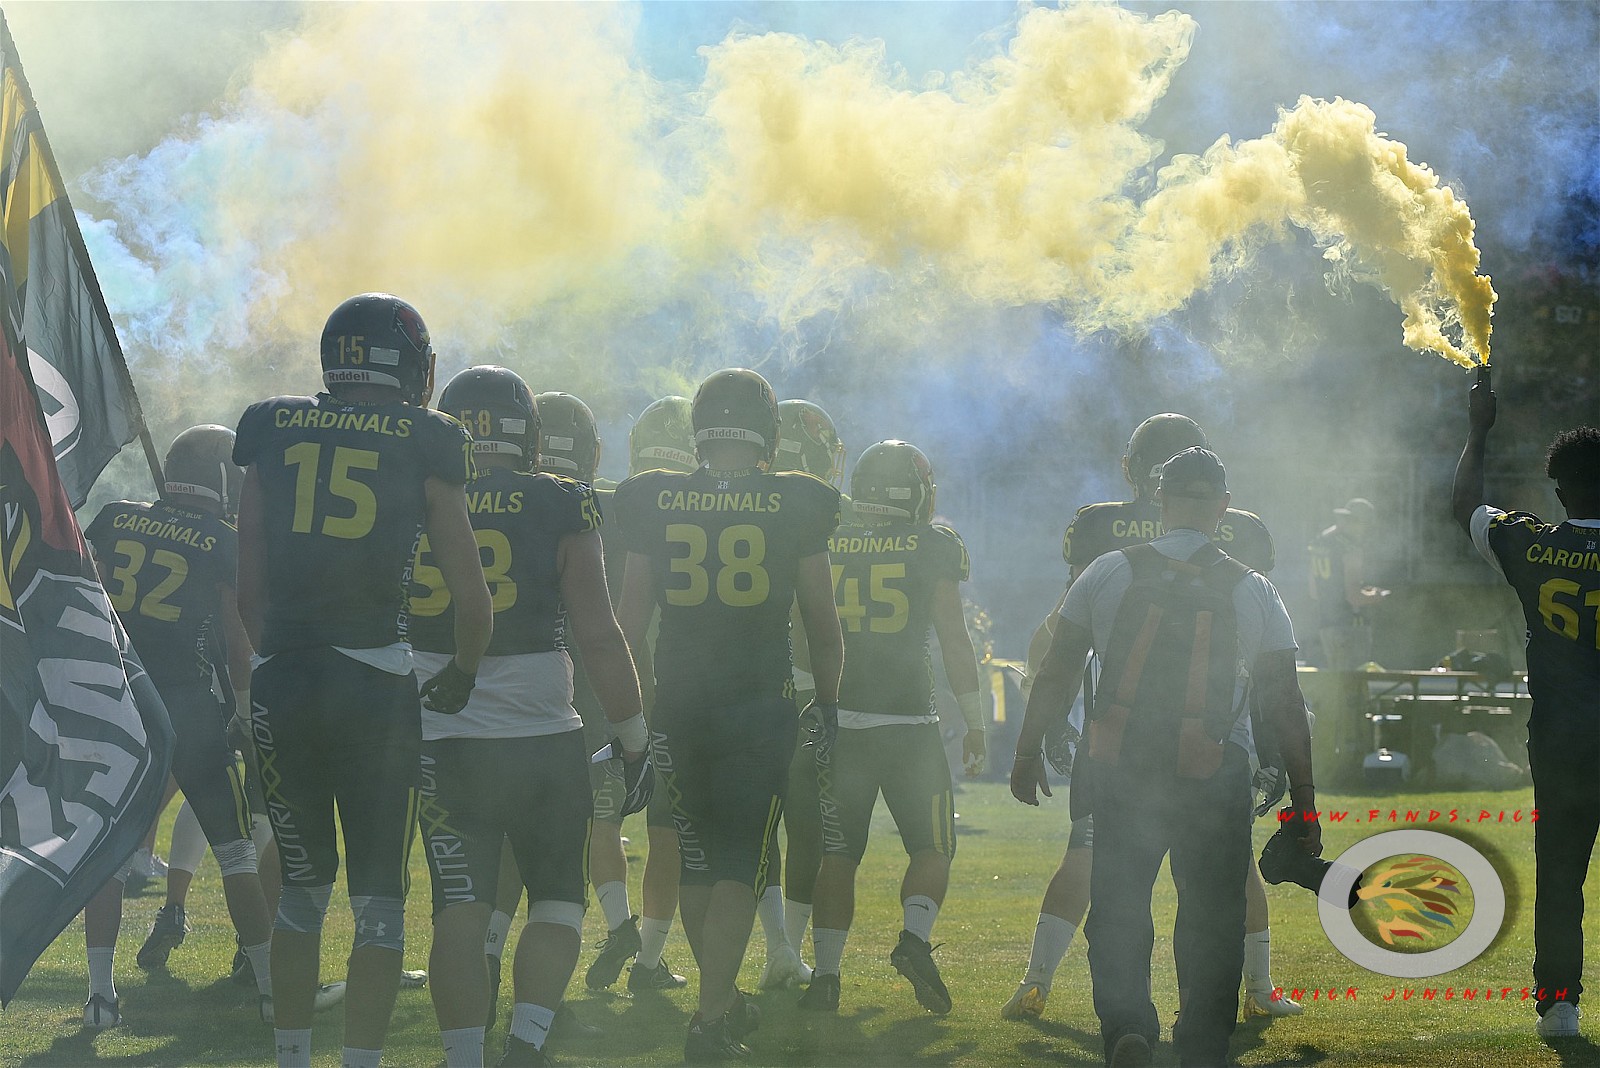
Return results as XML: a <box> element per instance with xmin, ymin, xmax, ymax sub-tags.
<box><xmin>629</xmin><ymin>396</ymin><xmax>696</xmax><ymax>475</ymax></box>
<box><xmin>439</xmin><ymin>365</ymin><xmax>540</xmax><ymax>469</ymax></box>
<box><xmin>849</xmin><ymin>440</ymin><xmax>935</xmax><ymax>525</ymax></box>
<box><xmin>1123</xmin><ymin>413</ymin><xmax>1208</xmax><ymax>494</ymax></box>
<box><xmin>320</xmin><ymin>293</ymin><xmax>436</xmax><ymax>406</ymax></box>
<box><xmin>692</xmin><ymin>369</ymin><xmax>779</xmax><ymax>468</ymax></box>
<box><xmin>163</xmin><ymin>425</ymin><xmax>242</xmax><ymax>514</ymax></box>
<box><xmin>534</xmin><ymin>392</ymin><xmax>600</xmax><ymax>481</ymax></box>
<box><xmin>774</xmin><ymin>399</ymin><xmax>845</xmax><ymax>486</ymax></box>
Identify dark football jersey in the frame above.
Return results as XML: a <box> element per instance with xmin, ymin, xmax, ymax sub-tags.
<box><xmin>85</xmin><ymin>500</ymin><xmax>237</xmax><ymax>688</ymax></box>
<box><xmin>1307</xmin><ymin>525</ymin><xmax>1355</xmax><ymax>627</ymax></box>
<box><xmin>831</xmin><ymin>521</ymin><xmax>969</xmax><ymax>717</ymax></box>
<box><xmin>409</xmin><ymin>469</ymin><xmax>600</xmax><ymax>658</ymax></box>
<box><xmin>613</xmin><ymin>466</ymin><xmax>840</xmax><ymax>709</ymax></box>
<box><xmin>1483</xmin><ymin>512</ymin><xmax>1600</xmax><ymax>725</ymax></box>
<box><xmin>233</xmin><ymin>393</ymin><xmax>473</xmax><ymax>656</ymax></box>
<box><xmin>1063</xmin><ymin>497</ymin><xmax>1275</xmax><ymax>575</ymax></box>
<box><xmin>572</xmin><ymin>483</ymin><xmax>618</xmax><ymax>727</ymax></box>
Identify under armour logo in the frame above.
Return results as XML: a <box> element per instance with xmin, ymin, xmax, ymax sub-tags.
<box><xmin>358</xmin><ymin>920</ymin><xmax>387</xmax><ymax>938</ymax></box>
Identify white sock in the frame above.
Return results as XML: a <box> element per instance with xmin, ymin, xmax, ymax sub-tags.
<box><xmin>87</xmin><ymin>947</ymin><xmax>116</xmax><ymax>1001</ymax></box>
<box><xmin>244</xmin><ymin>940</ymin><xmax>273</xmax><ymax>996</ymax></box>
<box><xmin>784</xmin><ymin>899</ymin><xmax>812</xmax><ymax>957</ymax></box>
<box><xmin>596</xmin><ymin>881</ymin><xmax>631</xmax><ymax>932</ymax></box>
<box><xmin>274</xmin><ymin>1028</ymin><xmax>312</xmax><ymax>1068</ymax></box>
<box><xmin>902</xmin><ymin>895</ymin><xmax>939</xmax><ymax>943</ymax></box>
<box><xmin>441</xmin><ymin>1026</ymin><xmax>485</xmax><ymax>1067</ymax></box>
<box><xmin>812</xmin><ymin>927</ymin><xmax>848</xmax><ymax>977</ymax></box>
<box><xmin>638</xmin><ymin>915</ymin><xmax>673</xmax><ymax>970</ymax></box>
<box><xmin>757</xmin><ymin>885</ymin><xmax>786</xmax><ymax>953</ymax></box>
<box><xmin>1244</xmin><ymin>930</ymin><xmax>1274</xmax><ymax>995</ymax></box>
<box><xmin>511</xmin><ymin>1002</ymin><xmax>556</xmax><ymax>1048</ymax></box>
<box><xmin>484</xmin><ymin>910</ymin><xmax>513</xmax><ymax>959</ymax></box>
<box><xmin>340</xmin><ymin>1047</ymin><xmax>382</xmax><ymax>1068</ymax></box>
<box><xmin>1023</xmin><ymin>913</ymin><xmax>1076</xmax><ymax>988</ymax></box>
<box><xmin>168</xmin><ymin>800</ymin><xmax>207</xmax><ymax>874</ymax></box>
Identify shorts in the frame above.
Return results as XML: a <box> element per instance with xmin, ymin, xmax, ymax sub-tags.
<box><xmin>819</xmin><ymin>720</ymin><xmax>955</xmax><ymax>864</ymax></box>
<box><xmin>652</xmin><ymin>697</ymin><xmax>796</xmax><ymax>890</ymax></box>
<box><xmin>251</xmin><ymin>646</ymin><xmax>421</xmax><ymax>898</ymax></box>
<box><xmin>161</xmin><ymin>680</ymin><xmax>252</xmax><ymax>850</ymax></box>
<box><xmin>419</xmin><ymin>730</ymin><xmax>591</xmax><ymax>913</ymax></box>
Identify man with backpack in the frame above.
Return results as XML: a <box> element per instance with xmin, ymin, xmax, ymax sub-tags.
<box><xmin>1011</xmin><ymin>448</ymin><xmax>1319</xmax><ymax>1068</ymax></box>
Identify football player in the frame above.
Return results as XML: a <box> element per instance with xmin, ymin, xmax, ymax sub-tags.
<box><xmin>413</xmin><ymin>367</ymin><xmax>647</xmax><ymax>1067</ymax></box>
<box><xmin>758</xmin><ymin>398</ymin><xmax>848</xmax><ymax>989</ymax></box>
<box><xmin>798</xmin><ymin>441</ymin><xmax>984</xmax><ymax>1016</ymax></box>
<box><xmin>1003</xmin><ymin>414</ymin><xmax>1299</xmax><ymax>1022</ymax></box>
<box><xmin>580</xmin><ymin>396</ymin><xmax>697</xmax><ymax>996</ymax></box>
<box><xmin>613</xmin><ymin>369</ymin><xmax>843</xmax><ymax>1062</ymax></box>
<box><xmin>233</xmin><ymin>294</ymin><xmax>493</xmax><ymax>1068</ymax></box>
<box><xmin>80</xmin><ymin>426</ymin><xmax>277</xmax><ymax>1027</ymax></box>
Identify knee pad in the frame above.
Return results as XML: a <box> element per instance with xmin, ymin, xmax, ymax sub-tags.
<box><xmin>349</xmin><ymin>895</ymin><xmax>406</xmax><ymax>951</ymax></box>
<box><xmin>1068</xmin><ymin>814</ymin><xmax>1095</xmax><ymax>850</ymax></box>
<box><xmin>213</xmin><ymin>837</ymin><xmax>260</xmax><ymax>878</ymax></box>
<box><xmin>275</xmin><ymin>884</ymin><xmax>334</xmax><ymax>934</ymax></box>
<box><xmin>526</xmin><ymin>899</ymin><xmax>585</xmax><ymax>933</ymax></box>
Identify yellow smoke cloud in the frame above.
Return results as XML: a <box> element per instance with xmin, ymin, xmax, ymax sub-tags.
<box><xmin>93</xmin><ymin>1</ymin><xmax>1495</xmax><ymax>382</ymax></box>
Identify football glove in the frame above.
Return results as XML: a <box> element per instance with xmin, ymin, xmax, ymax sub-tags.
<box><xmin>799</xmin><ymin>699</ymin><xmax>839</xmax><ymax>763</ymax></box>
<box><xmin>420</xmin><ymin>660</ymin><xmax>476</xmax><ymax>715</ymax></box>
<box><xmin>594</xmin><ymin>738</ymin><xmax>655</xmax><ymax>817</ymax></box>
<box><xmin>1252</xmin><ymin>764</ymin><xmax>1286</xmax><ymax>818</ymax></box>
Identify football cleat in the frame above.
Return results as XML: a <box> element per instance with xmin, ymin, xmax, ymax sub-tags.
<box><xmin>1244</xmin><ymin>990</ymin><xmax>1303</xmax><ymax>1018</ymax></box>
<box><xmin>1001</xmin><ymin>981</ymin><xmax>1048</xmax><ymax>1020</ymax></box>
<box><xmin>321</xmin><ymin>293</ymin><xmax>435</xmax><ymax>406</ymax></box>
<box><xmin>399</xmin><ymin>968</ymin><xmax>428</xmax><ymax>988</ymax></box>
<box><xmin>258</xmin><ymin>982</ymin><xmax>346</xmax><ymax>1024</ymax></box>
<box><xmin>628</xmin><ymin>958</ymin><xmax>688</xmax><ymax>992</ymax></box>
<box><xmin>136</xmin><ymin>903</ymin><xmax>188</xmax><ymax>971</ymax></box>
<box><xmin>759</xmin><ymin>944</ymin><xmax>811</xmax><ymax>990</ymax></box>
<box><xmin>1536</xmin><ymin>1001</ymin><xmax>1582</xmax><ymax>1038</ymax></box>
<box><xmin>550</xmin><ymin>1001</ymin><xmax>601</xmax><ymax>1040</ymax></box>
<box><xmin>799</xmin><ymin>972</ymin><xmax>840</xmax><ymax>1013</ymax></box>
<box><xmin>890</xmin><ymin>930</ymin><xmax>952</xmax><ymax>1015</ymax></box>
<box><xmin>82</xmin><ymin>994</ymin><xmax>121</xmax><ymax>1030</ymax></box>
<box><xmin>1109</xmin><ymin>1031</ymin><xmax>1153</xmax><ymax>1068</ymax></box>
<box><xmin>725</xmin><ymin>989</ymin><xmax>761</xmax><ymax>1042</ymax></box>
<box><xmin>585</xmin><ymin>915</ymin><xmax>641</xmax><ymax>990</ymax></box>
<box><xmin>497</xmin><ymin>1035</ymin><xmax>553</xmax><ymax>1067</ymax></box>
<box><xmin>684</xmin><ymin>1012</ymin><xmax>750</xmax><ymax>1064</ymax></box>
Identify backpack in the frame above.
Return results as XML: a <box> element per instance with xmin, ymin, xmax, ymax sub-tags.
<box><xmin>1085</xmin><ymin>542</ymin><xmax>1252</xmax><ymax>779</ymax></box>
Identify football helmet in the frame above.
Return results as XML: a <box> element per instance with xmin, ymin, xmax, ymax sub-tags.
<box><xmin>774</xmin><ymin>399</ymin><xmax>845</xmax><ymax>487</ymax></box>
<box><xmin>438</xmin><ymin>366</ymin><xmax>540</xmax><ymax>469</ymax></box>
<box><xmin>628</xmin><ymin>395</ymin><xmax>697</xmax><ymax>475</ymax></box>
<box><xmin>692</xmin><ymin>368</ymin><xmax>779</xmax><ymax>466</ymax></box>
<box><xmin>1123</xmin><ymin>413</ymin><xmax>1208</xmax><ymax>495</ymax></box>
<box><xmin>163</xmin><ymin>424</ymin><xmax>242</xmax><ymax>514</ymax></box>
<box><xmin>850</xmin><ymin>440</ymin><xmax>935</xmax><ymax>525</ymax></box>
<box><xmin>535</xmin><ymin>392</ymin><xmax>600</xmax><ymax>481</ymax></box>
<box><xmin>320</xmin><ymin>293</ymin><xmax>435</xmax><ymax>406</ymax></box>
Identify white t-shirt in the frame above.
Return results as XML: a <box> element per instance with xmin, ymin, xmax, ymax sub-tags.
<box><xmin>414</xmin><ymin>648</ymin><xmax>582</xmax><ymax>741</ymax></box>
<box><xmin>1058</xmin><ymin>528</ymin><xmax>1298</xmax><ymax>750</ymax></box>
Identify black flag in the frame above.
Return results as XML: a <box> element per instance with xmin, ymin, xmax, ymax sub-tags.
<box><xmin>0</xmin><ymin>15</ymin><xmax>173</xmax><ymax>1007</ymax></box>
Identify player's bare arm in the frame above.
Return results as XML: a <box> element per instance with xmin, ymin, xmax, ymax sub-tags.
<box><xmin>1451</xmin><ymin>370</ymin><xmax>1498</xmax><ymax>533</ymax></box>
<box><xmin>559</xmin><ymin>526</ymin><xmax>646</xmax><ymax>756</ymax></box>
<box><xmin>930</xmin><ymin>576</ymin><xmax>985</xmax><ymax>772</ymax></box>
<box><xmin>615</xmin><ymin>550</ymin><xmax>658</xmax><ymax>713</ymax></box>
<box><xmin>423</xmin><ymin>474</ymin><xmax>492</xmax><ymax>674</ymax></box>
<box><xmin>794</xmin><ymin>550</ymin><xmax>843</xmax><ymax>705</ymax></box>
<box><xmin>1255</xmin><ymin>647</ymin><xmax>1321</xmax><ymax>857</ymax></box>
<box><xmin>1011</xmin><ymin>617</ymin><xmax>1092</xmax><ymax>806</ymax></box>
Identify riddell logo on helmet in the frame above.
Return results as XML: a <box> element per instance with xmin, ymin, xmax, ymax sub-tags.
<box><xmin>699</xmin><ymin>427</ymin><xmax>762</xmax><ymax>440</ymax></box>
<box><xmin>325</xmin><ymin>369</ymin><xmax>372</xmax><ymax>384</ymax></box>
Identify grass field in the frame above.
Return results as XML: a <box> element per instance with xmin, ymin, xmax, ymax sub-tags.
<box><xmin>2</xmin><ymin>782</ymin><xmax>1597</xmax><ymax>1067</ymax></box>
